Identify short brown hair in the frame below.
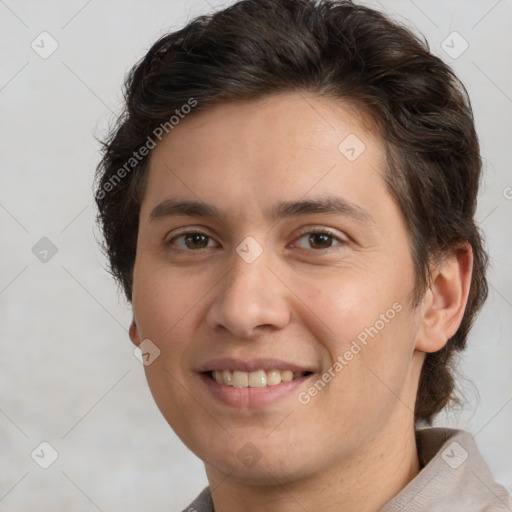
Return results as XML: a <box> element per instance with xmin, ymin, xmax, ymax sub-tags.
<box><xmin>95</xmin><ymin>0</ymin><xmax>488</xmax><ymax>424</ymax></box>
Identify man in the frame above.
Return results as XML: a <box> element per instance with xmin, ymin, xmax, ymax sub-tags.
<box><xmin>95</xmin><ymin>1</ymin><xmax>511</xmax><ymax>510</ymax></box>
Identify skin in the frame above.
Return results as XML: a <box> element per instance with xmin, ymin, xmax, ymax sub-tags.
<box><xmin>129</xmin><ymin>93</ymin><xmax>473</xmax><ymax>512</ymax></box>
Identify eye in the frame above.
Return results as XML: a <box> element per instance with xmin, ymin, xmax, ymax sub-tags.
<box><xmin>293</xmin><ymin>229</ymin><xmax>345</xmax><ymax>250</ymax></box>
<box><xmin>169</xmin><ymin>231</ymin><xmax>217</xmax><ymax>250</ymax></box>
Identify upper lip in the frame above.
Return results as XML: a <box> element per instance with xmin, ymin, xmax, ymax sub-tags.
<box><xmin>197</xmin><ymin>358</ymin><xmax>315</xmax><ymax>373</ymax></box>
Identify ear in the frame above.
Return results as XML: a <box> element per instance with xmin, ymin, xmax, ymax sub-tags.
<box><xmin>129</xmin><ymin>317</ymin><xmax>141</xmax><ymax>347</ymax></box>
<box><xmin>415</xmin><ymin>244</ymin><xmax>473</xmax><ymax>353</ymax></box>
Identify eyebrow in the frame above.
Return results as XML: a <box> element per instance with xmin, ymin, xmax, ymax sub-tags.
<box><xmin>149</xmin><ymin>196</ymin><xmax>373</xmax><ymax>225</ymax></box>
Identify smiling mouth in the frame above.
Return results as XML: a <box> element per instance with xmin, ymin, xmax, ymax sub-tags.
<box><xmin>206</xmin><ymin>369</ymin><xmax>313</xmax><ymax>388</ymax></box>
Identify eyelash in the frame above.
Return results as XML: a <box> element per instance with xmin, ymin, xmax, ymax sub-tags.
<box><xmin>167</xmin><ymin>227</ymin><xmax>346</xmax><ymax>252</ymax></box>
<box><xmin>291</xmin><ymin>227</ymin><xmax>346</xmax><ymax>250</ymax></box>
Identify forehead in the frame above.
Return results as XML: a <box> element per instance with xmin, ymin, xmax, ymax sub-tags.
<box><xmin>142</xmin><ymin>93</ymin><xmax>388</xmax><ymax>221</ymax></box>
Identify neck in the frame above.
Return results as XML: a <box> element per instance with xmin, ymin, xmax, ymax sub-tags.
<box><xmin>205</xmin><ymin>422</ymin><xmax>420</xmax><ymax>512</ymax></box>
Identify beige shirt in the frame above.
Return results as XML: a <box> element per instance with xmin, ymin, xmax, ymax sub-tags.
<box><xmin>182</xmin><ymin>428</ymin><xmax>512</xmax><ymax>511</ymax></box>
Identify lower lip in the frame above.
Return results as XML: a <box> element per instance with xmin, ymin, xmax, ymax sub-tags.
<box><xmin>199</xmin><ymin>373</ymin><xmax>313</xmax><ymax>408</ymax></box>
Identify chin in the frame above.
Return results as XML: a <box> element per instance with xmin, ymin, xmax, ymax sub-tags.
<box><xmin>190</xmin><ymin>430</ymin><xmax>323</xmax><ymax>486</ymax></box>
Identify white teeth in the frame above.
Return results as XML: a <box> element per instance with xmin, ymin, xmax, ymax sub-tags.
<box><xmin>248</xmin><ymin>370</ymin><xmax>266</xmax><ymax>388</ymax></box>
<box><xmin>232</xmin><ymin>370</ymin><xmax>249</xmax><ymax>388</ymax></box>
<box><xmin>266</xmin><ymin>369</ymin><xmax>281</xmax><ymax>386</ymax></box>
<box><xmin>210</xmin><ymin>369</ymin><xmax>307</xmax><ymax>387</ymax></box>
<box><xmin>222</xmin><ymin>370</ymin><xmax>232</xmax><ymax>386</ymax></box>
<box><xmin>281</xmin><ymin>370</ymin><xmax>293</xmax><ymax>382</ymax></box>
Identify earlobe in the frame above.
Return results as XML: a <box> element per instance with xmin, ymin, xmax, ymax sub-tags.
<box><xmin>415</xmin><ymin>244</ymin><xmax>473</xmax><ymax>354</ymax></box>
<box><xmin>129</xmin><ymin>317</ymin><xmax>141</xmax><ymax>347</ymax></box>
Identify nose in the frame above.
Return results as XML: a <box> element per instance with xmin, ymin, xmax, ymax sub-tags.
<box><xmin>205</xmin><ymin>250</ymin><xmax>291</xmax><ymax>340</ymax></box>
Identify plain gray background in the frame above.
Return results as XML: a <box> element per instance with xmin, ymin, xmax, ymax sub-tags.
<box><xmin>1</xmin><ymin>0</ymin><xmax>511</xmax><ymax>510</ymax></box>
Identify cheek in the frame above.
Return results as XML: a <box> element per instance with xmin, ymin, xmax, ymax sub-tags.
<box><xmin>132</xmin><ymin>260</ymin><xmax>206</xmax><ymax>341</ymax></box>
<box><xmin>308</xmin><ymin>268</ymin><xmax>417</xmax><ymax>397</ymax></box>
<box><xmin>131</xmin><ymin>263</ymin><xmax>215</xmax><ymax>446</ymax></box>
<box><xmin>302</xmin><ymin>268</ymin><xmax>398</xmax><ymax>341</ymax></box>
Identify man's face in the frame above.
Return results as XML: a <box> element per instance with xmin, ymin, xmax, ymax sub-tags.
<box><xmin>130</xmin><ymin>93</ymin><xmax>425</xmax><ymax>483</ymax></box>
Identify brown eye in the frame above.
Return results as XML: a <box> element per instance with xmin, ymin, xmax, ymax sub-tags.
<box><xmin>294</xmin><ymin>230</ymin><xmax>343</xmax><ymax>250</ymax></box>
<box><xmin>170</xmin><ymin>232</ymin><xmax>216</xmax><ymax>250</ymax></box>
<box><xmin>184</xmin><ymin>233</ymin><xmax>209</xmax><ymax>249</ymax></box>
<box><xmin>308</xmin><ymin>233</ymin><xmax>333</xmax><ymax>249</ymax></box>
